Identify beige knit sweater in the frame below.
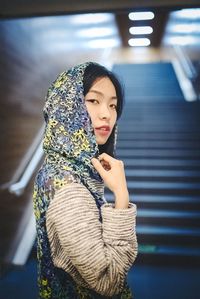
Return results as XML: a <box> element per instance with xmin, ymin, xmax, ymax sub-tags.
<box><xmin>46</xmin><ymin>182</ymin><xmax>138</xmax><ymax>297</ymax></box>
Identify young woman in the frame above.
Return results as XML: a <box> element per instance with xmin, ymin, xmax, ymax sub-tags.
<box><xmin>33</xmin><ymin>62</ymin><xmax>138</xmax><ymax>299</ymax></box>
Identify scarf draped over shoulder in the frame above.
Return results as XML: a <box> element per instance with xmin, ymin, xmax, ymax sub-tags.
<box><xmin>41</xmin><ymin>62</ymin><xmax>117</xmax><ymax>211</ymax></box>
<box><xmin>32</xmin><ymin>62</ymin><xmax>134</xmax><ymax>299</ymax></box>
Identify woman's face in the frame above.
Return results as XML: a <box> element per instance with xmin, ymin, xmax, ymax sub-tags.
<box><xmin>85</xmin><ymin>77</ymin><xmax>117</xmax><ymax>145</ymax></box>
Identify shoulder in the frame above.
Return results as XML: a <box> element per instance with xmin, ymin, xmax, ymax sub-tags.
<box><xmin>54</xmin><ymin>182</ymin><xmax>93</xmax><ymax>201</ymax></box>
<box><xmin>47</xmin><ymin>182</ymin><xmax>98</xmax><ymax>217</ymax></box>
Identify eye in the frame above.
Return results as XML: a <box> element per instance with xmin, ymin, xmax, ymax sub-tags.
<box><xmin>110</xmin><ymin>104</ymin><xmax>117</xmax><ymax>110</ymax></box>
<box><xmin>86</xmin><ymin>99</ymin><xmax>99</xmax><ymax>104</ymax></box>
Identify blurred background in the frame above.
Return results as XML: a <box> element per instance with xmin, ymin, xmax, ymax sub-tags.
<box><xmin>0</xmin><ymin>1</ymin><xmax>200</xmax><ymax>298</ymax></box>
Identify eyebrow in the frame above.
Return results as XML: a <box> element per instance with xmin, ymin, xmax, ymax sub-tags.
<box><xmin>89</xmin><ymin>89</ymin><xmax>117</xmax><ymax>100</ymax></box>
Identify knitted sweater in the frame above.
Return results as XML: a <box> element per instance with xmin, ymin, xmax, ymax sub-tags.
<box><xmin>46</xmin><ymin>182</ymin><xmax>138</xmax><ymax>297</ymax></box>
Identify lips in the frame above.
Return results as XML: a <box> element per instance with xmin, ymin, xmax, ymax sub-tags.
<box><xmin>95</xmin><ymin>126</ymin><xmax>110</xmax><ymax>132</ymax></box>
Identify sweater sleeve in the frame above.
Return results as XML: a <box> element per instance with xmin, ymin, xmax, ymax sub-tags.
<box><xmin>46</xmin><ymin>182</ymin><xmax>138</xmax><ymax>297</ymax></box>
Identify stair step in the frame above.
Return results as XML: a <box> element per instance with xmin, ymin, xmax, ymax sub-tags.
<box><xmin>105</xmin><ymin>193</ymin><xmax>200</xmax><ymax>210</ymax></box>
<box><xmin>137</xmin><ymin>209</ymin><xmax>200</xmax><ymax>227</ymax></box>
<box><xmin>127</xmin><ymin>181</ymin><xmax>200</xmax><ymax>191</ymax></box>
<box><xmin>137</xmin><ymin>225</ymin><xmax>200</xmax><ymax>236</ymax></box>
<box><xmin>117</xmin><ymin>140</ymin><xmax>200</xmax><ymax>149</ymax></box>
<box><xmin>136</xmin><ymin>225</ymin><xmax>200</xmax><ymax>246</ymax></box>
<box><xmin>118</xmin><ymin>136</ymin><xmax>200</xmax><ymax>142</ymax></box>
<box><xmin>138</xmin><ymin>209</ymin><xmax>200</xmax><ymax>218</ymax></box>
<box><xmin>105</xmin><ymin>193</ymin><xmax>200</xmax><ymax>203</ymax></box>
<box><xmin>119</xmin><ymin>124</ymin><xmax>200</xmax><ymax>130</ymax></box>
<box><xmin>123</xmin><ymin>158</ymin><xmax>200</xmax><ymax>169</ymax></box>
<box><xmin>117</xmin><ymin>148</ymin><xmax>200</xmax><ymax>158</ymax></box>
<box><xmin>124</xmin><ymin>169</ymin><xmax>200</xmax><ymax>178</ymax></box>
<box><xmin>138</xmin><ymin>244</ymin><xmax>200</xmax><ymax>256</ymax></box>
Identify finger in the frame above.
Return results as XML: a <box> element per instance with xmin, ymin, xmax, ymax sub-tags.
<box><xmin>91</xmin><ymin>158</ymin><xmax>107</xmax><ymax>177</ymax></box>
<box><xmin>100</xmin><ymin>160</ymin><xmax>111</xmax><ymax>171</ymax></box>
<box><xmin>99</xmin><ymin>153</ymin><xmax>123</xmax><ymax>166</ymax></box>
<box><xmin>98</xmin><ymin>153</ymin><xmax>116</xmax><ymax>164</ymax></box>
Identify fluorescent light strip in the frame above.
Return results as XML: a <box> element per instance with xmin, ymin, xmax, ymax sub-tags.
<box><xmin>128</xmin><ymin>11</ymin><xmax>155</xmax><ymax>21</ymax></box>
<box><xmin>171</xmin><ymin>8</ymin><xmax>200</xmax><ymax>20</ymax></box>
<box><xmin>164</xmin><ymin>36</ymin><xmax>200</xmax><ymax>46</ymax></box>
<box><xmin>70</xmin><ymin>13</ymin><xmax>114</xmax><ymax>25</ymax></box>
<box><xmin>76</xmin><ymin>27</ymin><xmax>116</xmax><ymax>38</ymax></box>
<box><xmin>128</xmin><ymin>38</ymin><xmax>151</xmax><ymax>46</ymax></box>
<box><xmin>87</xmin><ymin>38</ymin><xmax>120</xmax><ymax>48</ymax></box>
<box><xmin>167</xmin><ymin>23</ymin><xmax>200</xmax><ymax>34</ymax></box>
<box><xmin>129</xmin><ymin>26</ymin><xmax>153</xmax><ymax>35</ymax></box>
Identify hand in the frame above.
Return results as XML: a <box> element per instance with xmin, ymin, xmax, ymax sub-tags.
<box><xmin>91</xmin><ymin>153</ymin><xmax>128</xmax><ymax>196</ymax></box>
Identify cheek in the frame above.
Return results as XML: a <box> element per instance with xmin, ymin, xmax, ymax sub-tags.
<box><xmin>112</xmin><ymin>111</ymin><xmax>117</xmax><ymax>125</ymax></box>
<box><xmin>85</xmin><ymin>104</ymin><xmax>95</xmax><ymax>124</ymax></box>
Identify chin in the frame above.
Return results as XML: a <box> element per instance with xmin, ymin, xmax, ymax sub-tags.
<box><xmin>97</xmin><ymin>141</ymin><xmax>106</xmax><ymax>145</ymax></box>
<box><xmin>97</xmin><ymin>138</ymin><xmax>108</xmax><ymax>145</ymax></box>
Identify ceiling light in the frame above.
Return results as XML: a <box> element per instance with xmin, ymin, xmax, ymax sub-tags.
<box><xmin>76</xmin><ymin>27</ymin><xmax>116</xmax><ymax>38</ymax></box>
<box><xmin>87</xmin><ymin>38</ymin><xmax>120</xmax><ymax>48</ymax></box>
<box><xmin>164</xmin><ymin>35</ymin><xmax>200</xmax><ymax>46</ymax></box>
<box><xmin>128</xmin><ymin>12</ymin><xmax>155</xmax><ymax>21</ymax></box>
<box><xmin>167</xmin><ymin>23</ymin><xmax>200</xmax><ymax>34</ymax></box>
<box><xmin>128</xmin><ymin>38</ymin><xmax>151</xmax><ymax>46</ymax></box>
<box><xmin>69</xmin><ymin>13</ymin><xmax>114</xmax><ymax>25</ymax></box>
<box><xmin>171</xmin><ymin>8</ymin><xmax>200</xmax><ymax>19</ymax></box>
<box><xmin>129</xmin><ymin>26</ymin><xmax>153</xmax><ymax>35</ymax></box>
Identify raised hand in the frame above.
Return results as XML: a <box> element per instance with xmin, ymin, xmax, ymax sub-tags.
<box><xmin>91</xmin><ymin>153</ymin><xmax>129</xmax><ymax>209</ymax></box>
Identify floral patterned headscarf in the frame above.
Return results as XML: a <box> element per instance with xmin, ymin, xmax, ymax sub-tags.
<box><xmin>43</xmin><ymin>62</ymin><xmax>99</xmax><ymax>175</ymax></box>
<box><xmin>42</xmin><ymin>61</ymin><xmax>118</xmax><ymax>211</ymax></box>
<box><xmin>33</xmin><ymin>62</ymin><xmax>133</xmax><ymax>299</ymax></box>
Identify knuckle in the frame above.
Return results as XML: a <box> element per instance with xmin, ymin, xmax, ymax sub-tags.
<box><xmin>119</xmin><ymin>160</ymin><xmax>124</xmax><ymax>166</ymax></box>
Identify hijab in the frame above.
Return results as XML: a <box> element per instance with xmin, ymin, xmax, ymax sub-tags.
<box><xmin>42</xmin><ymin>62</ymin><xmax>118</xmax><ymax>213</ymax></box>
<box><xmin>33</xmin><ymin>62</ymin><xmax>131</xmax><ymax>299</ymax></box>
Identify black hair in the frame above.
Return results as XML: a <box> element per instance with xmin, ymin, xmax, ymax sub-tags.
<box><xmin>83</xmin><ymin>62</ymin><xmax>124</xmax><ymax>157</ymax></box>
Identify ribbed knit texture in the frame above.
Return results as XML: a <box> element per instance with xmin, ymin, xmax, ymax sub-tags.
<box><xmin>46</xmin><ymin>182</ymin><xmax>137</xmax><ymax>297</ymax></box>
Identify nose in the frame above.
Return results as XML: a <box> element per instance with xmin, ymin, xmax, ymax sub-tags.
<box><xmin>98</xmin><ymin>104</ymin><xmax>111</xmax><ymax>120</ymax></box>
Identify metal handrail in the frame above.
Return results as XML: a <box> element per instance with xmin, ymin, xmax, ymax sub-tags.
<box><xmin>1</xmin><ymin>124</ymin><xmax>45</xmax><ymax>196</ymax></box>
<box><xmin>9</xmin><ymin>140</ymin><xmax>44</xmax><ymax>195</ymax></box>
<box><xmin>174</xmin><ymin>45</ymin><xmax>197</xmax><ymax>79</ymax></box>
<box><xmin>172</xmin><ymin>46</ymin><xmax>197</xmax><ymax>102</ymax></box>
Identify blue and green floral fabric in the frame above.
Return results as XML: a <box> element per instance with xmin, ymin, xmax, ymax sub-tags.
<box><xmin>33</xmin><ymin>62</ymin><xmax>133</xmax><ymax>298</ymax></box>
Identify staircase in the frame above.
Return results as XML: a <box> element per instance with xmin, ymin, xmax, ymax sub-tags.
<box><xmin>106</xmin><ymin>63</ymin><xmax>200</xmax><ymax>265</ymax></box>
